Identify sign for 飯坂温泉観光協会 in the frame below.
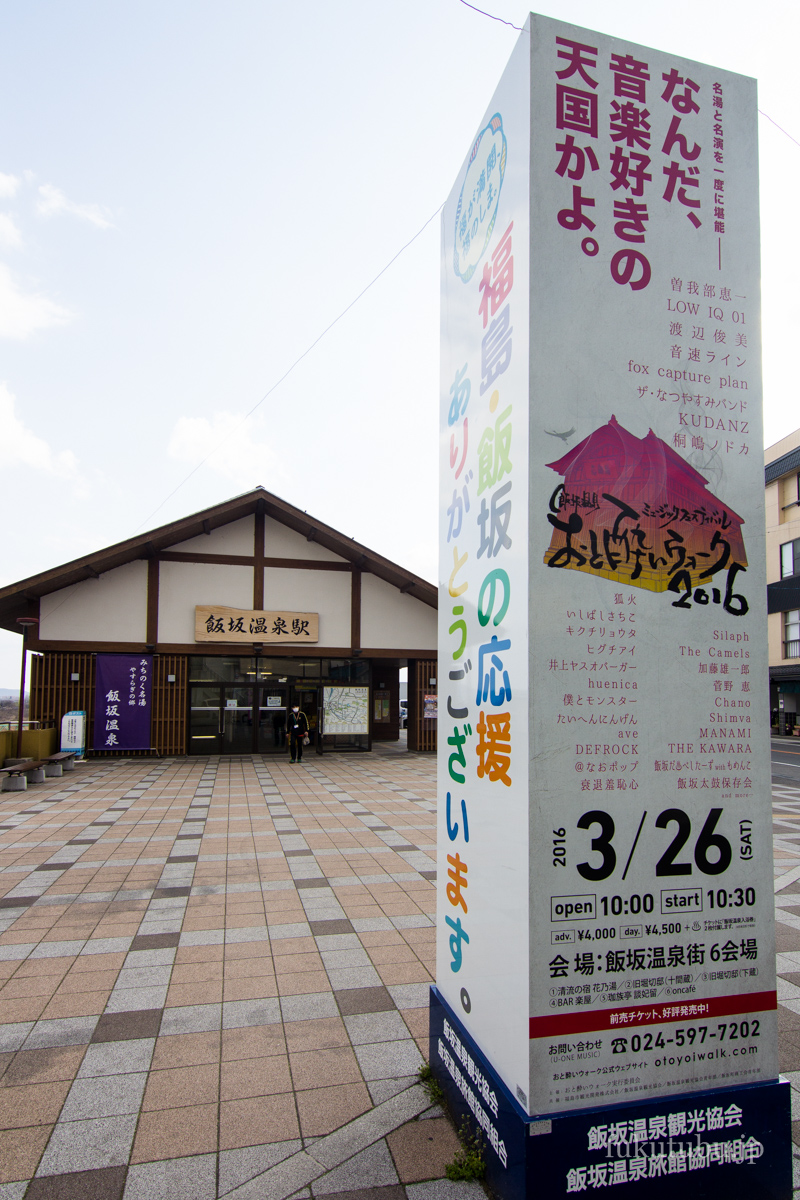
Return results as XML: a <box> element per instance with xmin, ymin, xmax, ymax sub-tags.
<box><xmin>93</xmin><ymin>654</ymin><xmax>152</xmax><ymax>751</ymax></box>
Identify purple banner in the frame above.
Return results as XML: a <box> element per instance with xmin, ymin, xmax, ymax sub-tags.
<box><xmin>94</xmin><ymin>655</ymin><xmax>152</xmax><ymax>751</ymax></box>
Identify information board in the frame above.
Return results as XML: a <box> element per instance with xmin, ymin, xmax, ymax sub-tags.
<box><xmin>438</xmin><ymin>13</ymin><xmax>775</xmax><ymax>1118</ymax></box>
<box><xmin>60</xmin><ymin>710</ymin><xmax>86</xmax><ymax>757</ymax></box>
<box><xmin>322</xmin><ymin>686</ymin><xmax>369</xmax><ymax>734</ymax></box>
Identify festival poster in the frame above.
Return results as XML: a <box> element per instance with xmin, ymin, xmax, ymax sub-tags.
<box><xmin>439</xmin><ymin>12</ymin><xmax>775</xmax><ymax>1123</ymax></box>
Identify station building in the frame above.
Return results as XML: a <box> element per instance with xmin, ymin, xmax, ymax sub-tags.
<box><xmin>0</xmin><ymin>488</ymin><xmax>438</xmax><ymax>756</ymax></box>
<box><xmin>766</xmin><ymin>431</ymin><xmax>800</xmax><ymax>730</ymax></box>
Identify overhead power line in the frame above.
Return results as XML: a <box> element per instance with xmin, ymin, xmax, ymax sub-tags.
<box><xmin>133</xmin><ymin>0</ymin><xmax>799</xmax><ymax>539</ymax></box>
<box><xmin>758</xmin><ymin>109</ymin><xmax>800</xmax><ymax>151</ymax></box>
<box><xmin>456</xmin><ymin>0</ymin><xmax>524</xmax><ymax>30</ymax></box>
<box><xmin>132</xmin><ymin>203</ymin><xmax>444</xmax><ymax>534</ymax></box>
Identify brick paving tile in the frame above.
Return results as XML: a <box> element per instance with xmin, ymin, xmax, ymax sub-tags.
<box><xmin>219</xmin><ymin>1092</ymin><xmax>300</xmax><ymax>1150</ymax></box>
<box><xmin>19</xmin><ymin>746</ymin><xmax>798</xmax><ymax>1196</ymax></box>
<box><xmin>386</xmin><ymin>1118</ymin><xmax>461</xmax><ymax>1184</ymax></box>
<box><xmin>296</xmin><ymin>1081</ymin><xmax>373</xmax><ymax>1138</ymax></box>
<box><xmin>24</xmin><ymin>1163</ymin><xmax>128</xmax><ymax>1200</ymax></box>
<box><xmin>141</xmin><ymin>1062</ymin><xmax>220</xmax><ymax>1110</ymax></box>
<box><xmin>0</xmin><ymin>1123</ymin><xmax>53</xmax><ymax>1183</ymax></box>
<box><xmin>130</xmin><ymin>1101</ymin><xmax>219</xmax><ymax>1162</ymax></box>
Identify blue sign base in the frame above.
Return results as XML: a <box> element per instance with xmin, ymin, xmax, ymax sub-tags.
<box><xmin>429</xmin><ymin>986</ymin><xmax>792</xmax><ymax>1199</ymax></box>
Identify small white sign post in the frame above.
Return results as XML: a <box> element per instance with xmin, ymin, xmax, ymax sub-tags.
<box><xmin>60</xmin><ymin>711</ymin><xmax>86</xmax><ymax>758</ymax></box>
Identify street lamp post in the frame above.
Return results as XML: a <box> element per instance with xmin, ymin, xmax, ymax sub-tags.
<box><xmin>15</xmin><ymin>618</ymin><xmax>39</xmax><ymax>759</ymax></box>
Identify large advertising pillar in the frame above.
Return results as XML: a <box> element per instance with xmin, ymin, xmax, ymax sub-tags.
<box><xmin>434</xmin><ymin>13</ymin><xmax>790</xmax><ymax>1198</ymax></box>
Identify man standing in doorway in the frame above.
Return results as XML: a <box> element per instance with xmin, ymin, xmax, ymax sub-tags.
<box><xmin>287</xmin><ymin>705</ymin><xmax>309</xmax><ymax>764</ymax></box>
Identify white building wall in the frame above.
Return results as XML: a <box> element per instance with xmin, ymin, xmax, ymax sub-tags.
<box><xmin>263</xmin><ymin>517</ymin><xmax>348</xmax><ymax>563</ymax></box>
<box><xmin>264</xmin><ymin>568</ymin><xmax>351</xmax><ymax>646</ymax></box>
<box><xmin>158</xmin><ymin>563</ymin><xmax>253</xmax><ymax>644</ymax></box>
<box><xmin>360</xmin><ymin>575</ymin><xmax>437</xmax><ymax>650</ymax></box>
<box><xmin>170</xmin><ymin>516</ymin><xmax>254</xmax><ymax>556</ymax></box>
<box><xmin>768</xmin><ymin>612</ymin><xmax>784</xmax><ymax>665</ymax></box>
<box><xmin>765</xmin><ymin>433</ymin><xmax>800</xmax><ymax>672</ymax></box>
<box><xmin>34</xmin><ymin>516</ymin><xmax>436</xmax><ymax>653</ymax></box>
<box><xmin>39</xmin><ymin>561</ymin><xmax>148</xmax><ymax>642</ymax></box>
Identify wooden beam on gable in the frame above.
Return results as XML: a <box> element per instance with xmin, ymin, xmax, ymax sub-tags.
<box><xmin>351</xmin><ymin>568</ymin><xmax>362</xmax><ymax>654</ymax></box>
<box><xmin>146</xmin><ymin>559</ymin><xmax>159</xmax><ymax>646</ymax></box>
<box><xmin>254</xmin><ymin>508</ymin><xmax>265</xmax><ymax>610</ymax></box>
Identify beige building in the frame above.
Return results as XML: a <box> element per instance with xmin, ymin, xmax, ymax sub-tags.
<box><xmin>0</xmin><ymin>488</ymin><xmax>438</xmax><ymax>755</ymax></box>
<box><xmin>766</xmin><ymin>430</ymin><xmax>800</xmax><ymax>731</ymax></box>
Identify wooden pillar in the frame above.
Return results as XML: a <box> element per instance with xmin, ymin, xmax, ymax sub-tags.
<box><xmin>351</xmin><ymin>568</ymin><xmax>362</xmax><ymax>654</ymax></box>
<box><xmin>146</xmin><ymin>559</ymin><xmax>160</xmax><ymax>646</ymax></box>
<box><xmin>254</xmin><ymin>506</ymin><xmax>265</xmax><ymax>610</ymax></box>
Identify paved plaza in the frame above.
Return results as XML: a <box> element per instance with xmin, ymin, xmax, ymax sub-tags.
<box><xmin>0</xmin><ymin>742</ymin><xmax>798</xmax><ymax>1197</ymax></box>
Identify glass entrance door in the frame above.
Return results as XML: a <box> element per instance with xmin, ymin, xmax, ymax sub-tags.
<box><xmin>221</xmin><ymin>687</ymin><xmax>254</xmax><ymax>754</ymax></box>
<box><xmin>189</xmin><ymin>660</ymin><xmax>346</xmax><ymax>755</ymax></box>
<box><xmin>258</xmin><ymin>686</ymin><xmax>287</xmax><ymax>753</ymax></box>
<box><xmin>189</xmin><ymin>686</ymin><xmax>223</xmax><ymax>754</ymax></box>
<box><xmin>190</xmin><ymin>683</ymin><xmax>294</xmax><ymax>755</ymax></box>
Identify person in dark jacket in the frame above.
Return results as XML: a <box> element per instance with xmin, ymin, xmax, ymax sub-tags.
<box><xmin>286</xmin><ymin>705</ymin><xmax>309</xmax><ymax>763</ymax></box>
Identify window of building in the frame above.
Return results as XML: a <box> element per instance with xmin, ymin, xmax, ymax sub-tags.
<box><xmin>781</xmin><ymin>472</ymin><xmax>800</xmax><ymax>511</ymax></box>
<box><xmin>785</xmin><ymin>610</ymin><xmax>800</xmax><ymax>659</ymax></box>
<box><xmin>781</xmin><ymin>538</ymin><xmax>800</xmax><ymax>579</ymax></box>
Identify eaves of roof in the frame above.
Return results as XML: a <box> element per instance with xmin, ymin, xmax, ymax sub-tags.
<box><xmin>767</xmin><ymin>578</ymin><xmax>800</xmax><ymax>616</ymax></box>
<box><xmin>0</xmin><ymin>487</ymin><xmax>437</xmax><ymax>634</ymax></box>
<box><xmin>765</xmin><ymin>447</ymin><xmax>800</xmax><ymax>486</ymax></box>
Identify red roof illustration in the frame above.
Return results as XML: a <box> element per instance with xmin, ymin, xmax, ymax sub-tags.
<box><xmin>543</xmin><ymin>416</ymin><xmax>746</xmax><ymax>594</ymax></box>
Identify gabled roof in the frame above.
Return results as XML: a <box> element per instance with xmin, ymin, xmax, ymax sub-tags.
<box><xmin>0</xmin><ymin>487</ymin><xmax>437</xmax><ymax>633</ymax></box>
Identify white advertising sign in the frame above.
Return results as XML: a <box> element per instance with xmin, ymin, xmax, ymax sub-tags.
<box><xmin>438</xmin><ymin>13</ymin><xmax>775</xmax><ymax>1118</ymax></box>
<box><xmin>60</xmin><ymin>710</ymin><xmax>86</xmax><ymax>757</ymax></box>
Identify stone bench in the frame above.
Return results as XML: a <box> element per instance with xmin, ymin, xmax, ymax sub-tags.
<box><xmin>0</xmin><ymin>759</ymin><xmax>48</xmax><ymax>791</ymax></box>
<box><xmin>0</xmin><ymin>752</ymin><xmax>78</xmax><ymax>790</ymax></box>
<box><xmin>43</xmin><ymin>752</ymin><xmax>78</xmax><ymax>776</ymax></box>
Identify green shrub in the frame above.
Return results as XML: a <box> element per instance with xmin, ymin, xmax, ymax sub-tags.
<box><xmin>446</xmin><ymin>1116</ymin><xmax>486</xmax><ymax>1181</ymax></box>
<box><xmin>417</xmin><ymin>1062</ymin><xmax>445</xmax><ymax>1106</ymax></box>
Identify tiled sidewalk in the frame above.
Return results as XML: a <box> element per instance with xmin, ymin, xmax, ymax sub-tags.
<box><xmin>771</xmin><ymin>771</ymin><xmax>800</xmax><ymax>1195</ymax></box>
<box><xmin>1</xmin><ymin>747</ymin><xmax>799</xmax><ymax>1197</ymax></box>
<box><xmin>0</xmin><ymin>750</ymin><xmax>480</xmax><ymax>1200</ymax></box>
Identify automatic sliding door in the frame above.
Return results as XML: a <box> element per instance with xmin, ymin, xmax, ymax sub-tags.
<box><xmin>189</xmin><ymin>687</ymin><xmax>222</xmax><ymax>754</ymax></box>
<box><xmin>258</xmin><ymin>687</ymin><xmax>287</xmax><ymax>753</ymax></box>
<box><xmin>221</xmin><ymin>688</ymin><xmax>255</xmax><ymax>754</ymax></box>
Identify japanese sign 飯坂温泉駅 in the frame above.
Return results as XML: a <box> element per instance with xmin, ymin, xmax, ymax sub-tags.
<box><xmin>195</xmin><ymin>606</ymin><xmax>319</xmax><ymax>644</ymax></box>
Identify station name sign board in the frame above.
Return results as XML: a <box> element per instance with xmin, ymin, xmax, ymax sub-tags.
<box><xmin>195</xmin><ymin>605</ymin><xmax>319</xmax><ymax>644</ymax></box>
<box><xmin>438</xmin><ymin>12</ymin><xmax>774</xmax><ymax>1121</ymax></box>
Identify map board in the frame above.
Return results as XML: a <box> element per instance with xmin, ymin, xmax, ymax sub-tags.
<box><xmin>322</xmin><ymin>687</ymin><xmax>369</xmax><ymax>734</ymax></box>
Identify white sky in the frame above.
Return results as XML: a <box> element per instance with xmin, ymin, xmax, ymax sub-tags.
<box><xmin>1</xmin><ymin>0</ymin><xmax>798</xmax><ymax>687</ymax></box>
